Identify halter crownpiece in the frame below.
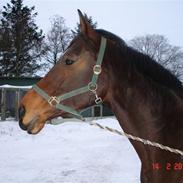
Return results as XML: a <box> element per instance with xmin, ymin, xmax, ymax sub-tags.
<box><xmin>32</xmin><ymin>37</ymin><xmax>107</xmax><ymax>120</ymax></box>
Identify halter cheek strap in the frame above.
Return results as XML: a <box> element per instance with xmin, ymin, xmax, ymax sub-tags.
<box><xmin>32</xmin><ymin>37</ymin><xmax>107</xmax><ymax>120</ymax></box>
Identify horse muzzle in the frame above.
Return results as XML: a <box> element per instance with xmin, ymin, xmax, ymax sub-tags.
<box><xmin>19</xmin><ymin>105</ymin><xmax>44</xmax><ymax>134</ymax></box>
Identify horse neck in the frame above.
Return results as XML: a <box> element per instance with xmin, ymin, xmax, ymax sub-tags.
<box><xmin>107</xmin><ymin>71</ymin><xmax>161</xmax><ymax>141</ymax></box>
<box><xmin>105</xmin><ymin>57</ymin><xmax>183</xmax><ymax>162</ymax></box>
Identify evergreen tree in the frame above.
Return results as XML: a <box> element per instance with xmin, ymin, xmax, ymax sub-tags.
<box><xmin>0</xmin><ymin>0</ymin><xmax>44</xmax><ymax>77</ymax></box>
<box><xmin>71</xmin><ymin>13</ymin><xmax>97</xmax><ymax>38</ymax></box>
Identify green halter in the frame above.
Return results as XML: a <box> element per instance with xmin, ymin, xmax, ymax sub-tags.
<box><xmin>32</xmin><ymin>37</ymin><xmax>107</xmax><ymax>120</ymax></box>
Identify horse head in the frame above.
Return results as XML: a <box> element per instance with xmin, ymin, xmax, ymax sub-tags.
<box><xmin>19</xmin><ymin>10</ymin><xmax>110</xmax><ymax>134</ymax></box>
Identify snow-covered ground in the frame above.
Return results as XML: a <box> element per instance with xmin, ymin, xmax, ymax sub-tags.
<box><xmin>0</xmin><ymin>117</ymin><xmax>140</xmax><ymax>183</ymax></box>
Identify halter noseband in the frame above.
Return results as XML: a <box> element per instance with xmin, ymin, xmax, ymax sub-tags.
<box><xmin>32</xmin><ymin>37</ymin><xmax>107</xmax><ymax>120</ymax></box>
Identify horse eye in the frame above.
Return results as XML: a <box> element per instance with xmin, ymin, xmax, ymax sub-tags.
<box><xmin>65</xmin><ymin>59</ymin><xmax>74</xmax><ymax>65</ymax></box>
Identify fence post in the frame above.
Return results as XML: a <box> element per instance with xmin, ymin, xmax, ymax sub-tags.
<box><xmin>100</xmin><ymin>105</ymin><xmax>103</xmax><ymax>117</ymax></box>
<box><xmin>91</xmin><ymin>106</ymin><xmax>95</xmax><ymax>117</ymax></box>
<box><xmin>1</xmin><ymin>88</ymin><xmax>6</xmax><ymax>121</ymax></box>
<box><xmin>15</xmin><ymin>89</ymin><xmax>20</xmax><ymax>121</ymax></box>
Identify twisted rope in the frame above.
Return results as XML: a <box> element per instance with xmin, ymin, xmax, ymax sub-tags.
<box><xmin>87</xmin><ymin>121</ymin><xmax>183</xmax><ymax>156</ymax></box>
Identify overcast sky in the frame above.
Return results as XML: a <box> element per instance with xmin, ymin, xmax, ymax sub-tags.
<box><xmin>1</xmin><ymin>0</ymin><xmax>183</xmax><ymax>48</ymax></box>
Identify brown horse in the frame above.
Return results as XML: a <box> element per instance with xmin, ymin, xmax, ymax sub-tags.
<box><xmin>19</xmin><ymin>10</ymin><xmax>183</xmax><ymax>183</ymax></box>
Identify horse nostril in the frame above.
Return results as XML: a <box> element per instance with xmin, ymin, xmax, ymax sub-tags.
<box><xmin>19</xmin><ymin>105</ymin><xmax>25</xmax><ymax>120</ymax></box>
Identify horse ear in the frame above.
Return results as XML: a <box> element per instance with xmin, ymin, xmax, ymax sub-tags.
<box><xmin>77</xmin><ymin>9</ymin><xmax>99</xmax><ymax>44</ymax></box>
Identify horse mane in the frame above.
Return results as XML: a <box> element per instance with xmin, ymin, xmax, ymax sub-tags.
<box><xmin>96</xmin><ymin>29</ymin><xmax>183</xmax><ymax>98</ymax></box>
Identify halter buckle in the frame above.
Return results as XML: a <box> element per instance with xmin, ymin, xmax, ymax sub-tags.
<box><xmin>48</xmin><ymin>96</ymin><xmax>60</xmax><ymax>107</ymax></box>
<box><xmin>93</xmin><ymin>65</ymin><xmax>102</xmax><ymax>75</ymax></box>
<box><xmin>95</xmin><ymin>97</ymin><xmax>102</xmax><ymax>105</ymax></box>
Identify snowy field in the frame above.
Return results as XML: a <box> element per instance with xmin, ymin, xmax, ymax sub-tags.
<box><xmin>0</xmin><ymin>117</ymin><xmax>140</xmax><ymax>183</ymax></box>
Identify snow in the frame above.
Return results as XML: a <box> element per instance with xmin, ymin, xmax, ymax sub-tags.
<box><xmin>0</xmin><ymin>84</ymin><xmax>32</xmax><ymax>89</ymax></box>
<box><xmin>0</xmin><ymin>117</ymin><xmax>140</xmax><ymax>183</ymax></box>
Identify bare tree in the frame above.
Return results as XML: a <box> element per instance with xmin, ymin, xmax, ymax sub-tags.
<box><xmin>43</xmin><ymin>15</ymin><xmax>71</xmax><ymax>67</ymax></box>
<box><xmin>129</xmin><ymin>34</ymin><xmax>183</xmax><ymax>79</ymax></box>
<box><xmin>0</xmin><ymin>9</ymin><xmax>2</xmax><ymax>19</ymax></box>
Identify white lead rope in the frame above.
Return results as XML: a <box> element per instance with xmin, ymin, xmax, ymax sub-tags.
<box><xmin>51</xmin><ymin>118</ymin><xmax>183</xmax><ymax>156</ymax></box>
<box><xmin>87</xmin><ymin>121</ymin><xmax>183</xmax><ymax>157</ymax></box>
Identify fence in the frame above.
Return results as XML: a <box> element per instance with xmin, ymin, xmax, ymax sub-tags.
<box><xmin>0</xmin><ymin>85</ymin><xmax>30</xmax><ymax>121</ymax></box>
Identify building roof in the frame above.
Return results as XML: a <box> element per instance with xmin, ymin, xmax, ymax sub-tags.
<box><xmin>0</xmin><ymin>77</ymin><xmax>42</xmax><ymax>86</ymax></box>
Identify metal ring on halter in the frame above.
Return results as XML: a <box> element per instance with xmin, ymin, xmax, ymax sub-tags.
<box><xmin>88</xmin><ymin>82</ymin><xmax>97</xmax><ymax>92</ymax></box>
<box><xmin>93</xmin><ymin>65</ymin><xmax>102</xmax><ymax>75</ymax></box>
<box><xmin>48</xmin><ymin>96</ymin><xmax>60</xmax><ymax>107</ymax></box>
